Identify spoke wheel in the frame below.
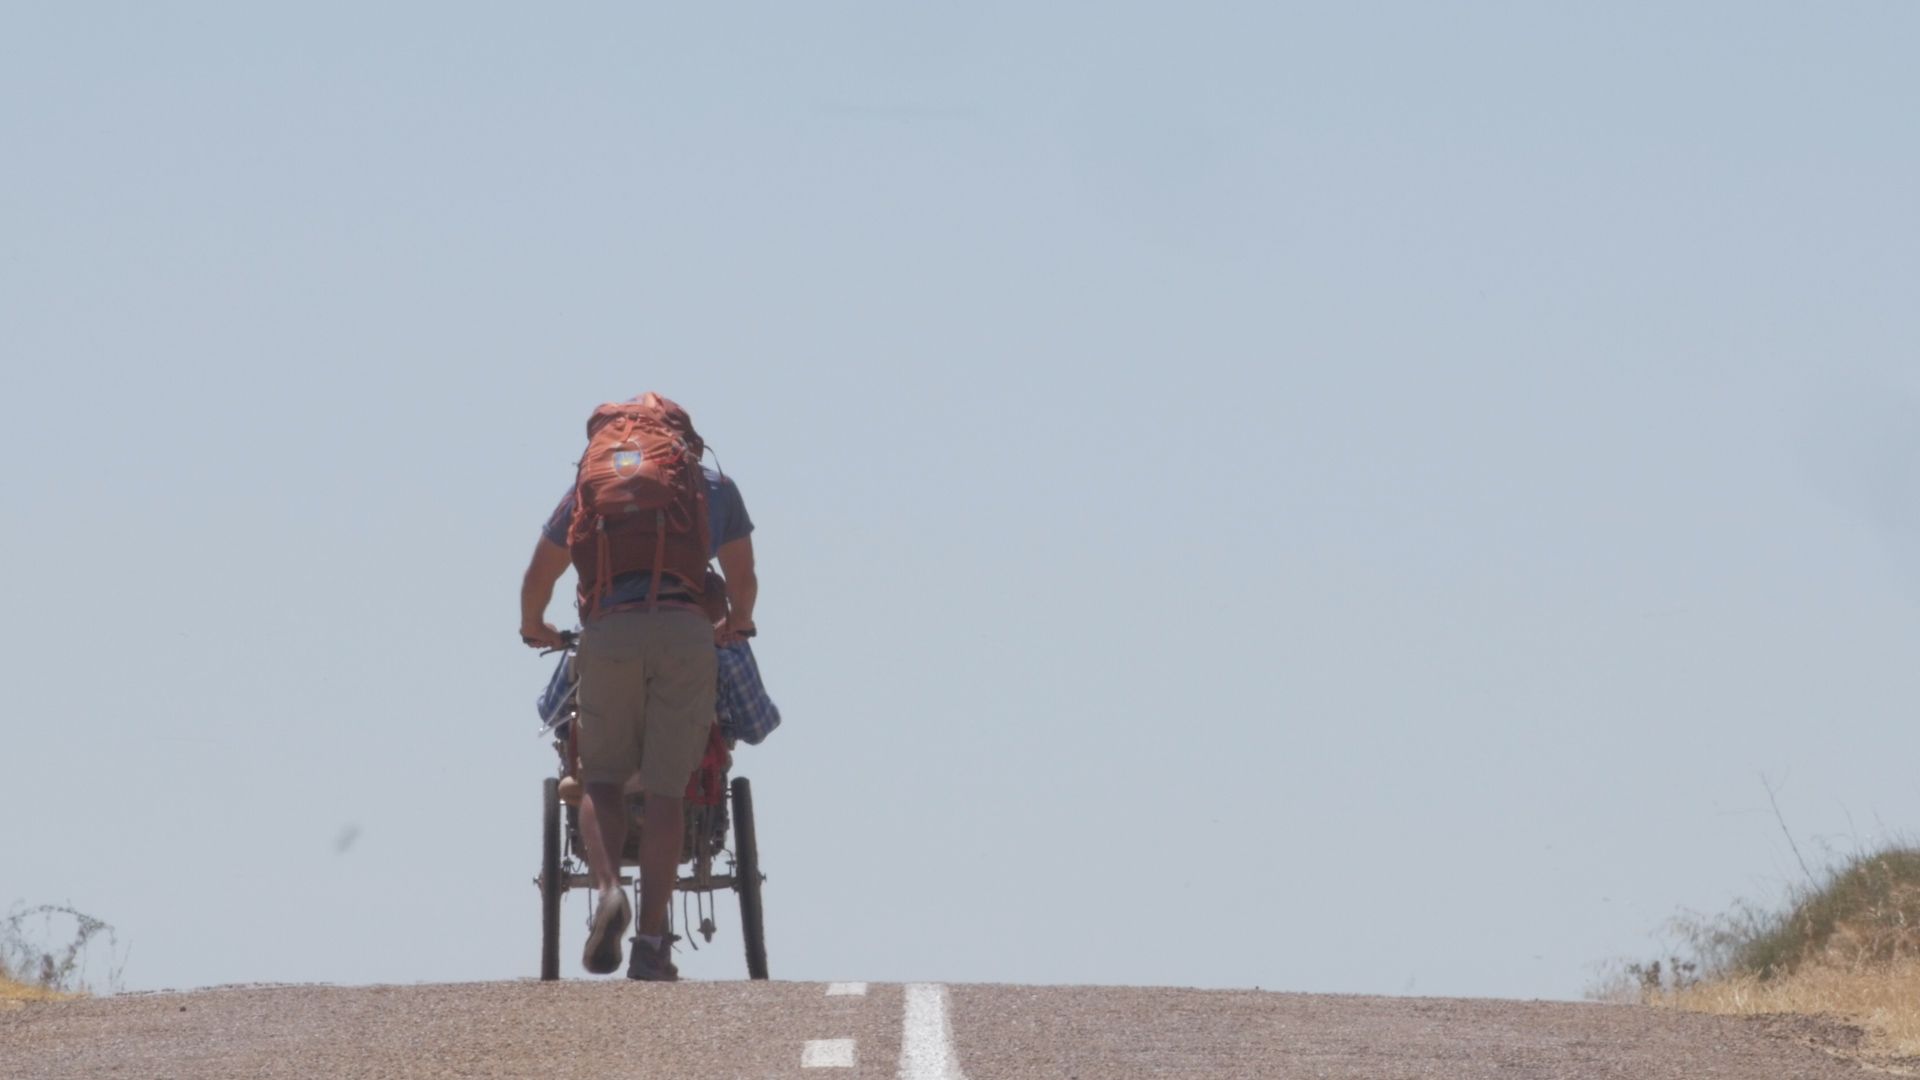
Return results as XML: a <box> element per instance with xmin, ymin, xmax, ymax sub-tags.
<box><xmin>540</xmin><ymin>777</ymin><xmax>563</xmax><ymax>981</ymax></box>
<box><xmin>730</xmin><ymin>776</ymin><xmax>769</xmax><ymax>980</ymax></box>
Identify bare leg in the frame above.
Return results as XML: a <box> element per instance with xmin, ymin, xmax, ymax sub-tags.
<box><xmin>578</xmin><ymin>780</ymin><xmax>627</xmax><ymax>895</ymax></box>
<box><xmin>637</xmin><ymin>793</ymin><xmax>684</xmax><ymax>937</ymax></box>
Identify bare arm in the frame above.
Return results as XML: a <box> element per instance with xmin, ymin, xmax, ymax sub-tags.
<box><xmin>520</xmin><ymin>536</ymin><xmax>572</xmax><ymax>646</ymax></box>
<box><xmin>716</xmin><ymin>535</ymin><xmax>758</xmax><ymax>633</ymax></box>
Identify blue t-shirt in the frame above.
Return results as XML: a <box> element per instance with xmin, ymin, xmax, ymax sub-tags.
<box><xmin>544</xmin><ymin>467</ymin><xmax>753</xmax><ymax>610</ymax></box>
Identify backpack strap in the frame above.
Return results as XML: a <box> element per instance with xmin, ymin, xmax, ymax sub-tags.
<box><xmin>571</xmin><ymin>462</ymin><xmax>607</xmax><ymax>619</ymax></box>
<box><xmin>579</xmin><ymin>518</ymin><xmax>608</xmax><ymax>620</ymax></box>
<box><xmin>645</xmin><ymin>509</ymin><xmax>668</xmax><ymax>610</ymax></box>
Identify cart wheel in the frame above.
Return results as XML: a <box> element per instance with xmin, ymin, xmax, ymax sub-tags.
<box><xmin>540</xmin><ymin>776</ymin><xmax>562</xmax><ymax>981</ymax></box>
<box><xmin>730</xmin><ymin>776</ymin><xmax>769</xmax><ymax>980</ymax></box>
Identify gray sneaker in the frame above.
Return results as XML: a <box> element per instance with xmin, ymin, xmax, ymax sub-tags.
<box><xmin>625</xmin><ymin>933</ymin><xmax>680</xmax><ymax>982</ymax></box>
<box><xmin>582</xmin><ymin>890</ymin><xmax>631</xmax><ymax>975</ymax></box>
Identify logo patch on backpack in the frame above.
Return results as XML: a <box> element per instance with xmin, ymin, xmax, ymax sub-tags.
<box><xmin>611</xmin><ymin>448</ymin><xmax>644</xmax><ymax>477</ymax></box>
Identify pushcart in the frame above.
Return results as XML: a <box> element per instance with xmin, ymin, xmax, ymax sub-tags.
<box><xmin>533</xmin><ymin>634</ymin><xmax>768</xmax><ymax>981</ymax></box>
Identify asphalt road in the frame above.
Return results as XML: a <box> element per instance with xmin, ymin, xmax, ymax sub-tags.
<box><xmin>0</xmin><ymin>980</ymin><xmax>1876</xmax><ymax>1079</ymax></box>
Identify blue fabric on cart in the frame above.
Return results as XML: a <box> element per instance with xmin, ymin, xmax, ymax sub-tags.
<box><xmin>716</xmin><ymin>641</ymin><xmax>781</xmax><ymax>746</ymax></box>
<box><xmin>537</xmin><ymin>650</ymin><xmax>577</xmax><ymax>733</ymax></box>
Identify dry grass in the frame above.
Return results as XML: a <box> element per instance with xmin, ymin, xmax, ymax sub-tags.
<box><xmin>0</xmin><ymin>904</ymin><xmax>118</xmax><ymax>1003</ymax></box>
<box><xmin>1606</xmin><ymin>847</ymin><xmax>1920</xmax><ymax>1070</ymax></box>
<box><xmin>1652</xmin><ymin>959</ymin><xmax>1920</xmax><ymax>1062</ymax></box>
<box><xmin>0</xmin><ymin>971</ymin><xmax>72</xmax><ymax>1006</ymax></box>
<box><xmin>1728</xmin><ymin>849</ymin><xmax>1920</xmax><ymax>978</ymax></box>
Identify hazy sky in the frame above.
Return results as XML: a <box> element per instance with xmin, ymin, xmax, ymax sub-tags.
<box><xmin>4</xmin><ymin>3</ymin><xmax>1918</xmax><ymax>1001</ymax></box>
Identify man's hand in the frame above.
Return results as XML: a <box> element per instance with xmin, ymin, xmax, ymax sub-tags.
<box><xmin>714</xmin><ymin>616</ymin><xmax>756</xmax><ymax>647</ymax></box>
<box><xmin>521</xmin><ymin>621</ymin><xmax>566</xmax><ymax>649</ymax></box>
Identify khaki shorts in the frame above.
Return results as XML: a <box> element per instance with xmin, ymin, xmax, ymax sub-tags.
<box><xmin>574</xmin><ymin>608</ymin><xmax>717</xmax><ymax>797</ymax></box>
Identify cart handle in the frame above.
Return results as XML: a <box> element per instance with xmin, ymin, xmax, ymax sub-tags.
<box><xmin>523</xmin><ymin>629</ymin><xmax>579</xmax><ymax>653</ymax></box>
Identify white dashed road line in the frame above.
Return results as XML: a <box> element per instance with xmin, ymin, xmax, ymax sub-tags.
<box><xmin>802</xmin><ymin>981</ymin><xmax>966</xmax><ymax>1077</ymax></box>
<box><xmin>801</xmin><ymin>983</ymin><xmax>866</xmax><ymax>1069</ymax></box>
<box><xmin>802</xmin><ymin>1038</ymin><xmax>857</xmax><ymax>1068</ymax></box>
<box><xmin>898</xmin><ymin>983</ymin><xmax>968</xmax><ymax>1080</ymax></box>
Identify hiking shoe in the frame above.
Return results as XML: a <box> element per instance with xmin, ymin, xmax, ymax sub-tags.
<box><xmin>625</xmin><ymin>933</ymin><xmax>680</xmax><ymax>982</ymax></box>
<box><xmin>582</xmin><ymin>889</ymin><xmax>631</xmax><ymax>975</ymax></box>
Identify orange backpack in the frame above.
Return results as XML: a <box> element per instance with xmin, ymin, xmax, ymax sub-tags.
<box><xmin>567</xmin><ymin>393</ymin><xmax>713</xmax><ymax>616</ymax></box>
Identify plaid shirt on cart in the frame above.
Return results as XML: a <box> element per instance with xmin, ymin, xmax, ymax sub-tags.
<box><xmin>716</xmin><ymin>640</ymin><xmax>782</xmax><ymax>745</ymax></box>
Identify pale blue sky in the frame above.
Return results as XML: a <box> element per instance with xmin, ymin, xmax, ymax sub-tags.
<box><xmin>3</xmin><ymin>3</ymin><xmax>1917</xmax><ymax>1001</ymax></box>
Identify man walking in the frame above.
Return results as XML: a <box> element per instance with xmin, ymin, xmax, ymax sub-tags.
<box><xmin>519</xmin><ymin>393</ymin><xmax>755</xmax><ymax>981</ymax></box>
